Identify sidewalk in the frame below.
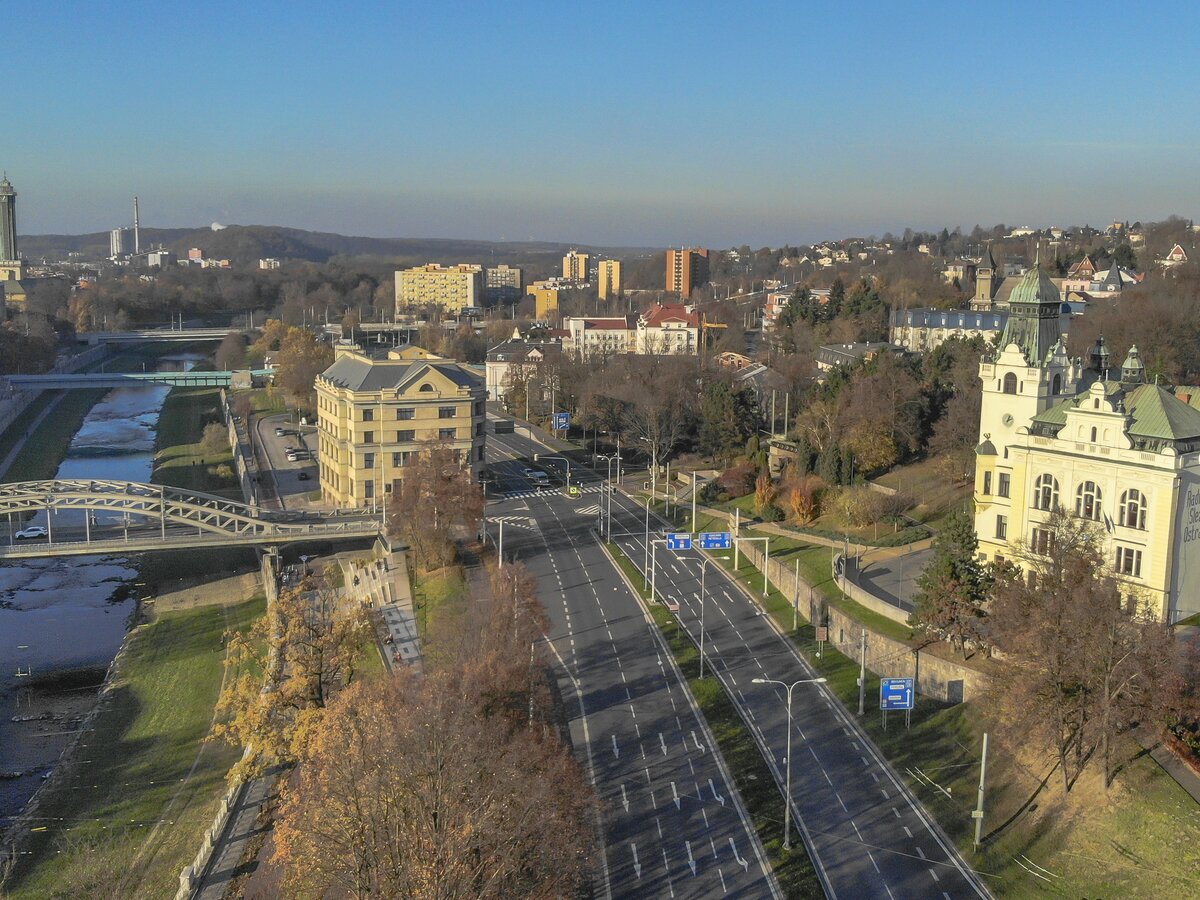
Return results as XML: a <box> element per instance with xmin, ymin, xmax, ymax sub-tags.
<box><xmin>191</xmin><ymin>765</ymin><xmax>285</xmax><ymax>900</ymax></box>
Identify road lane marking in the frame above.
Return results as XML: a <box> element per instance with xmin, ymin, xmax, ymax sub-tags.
<box><xmin>630</xmin><ymin>843</ymin><xmax>641</xmax><ymax>879</ymax></box>
<box><xmin>621</xmin><ymin>784</ymin><xmax>629</xmax><ymax>812</ymax></box>
<box><xmin>686</xmin><ymin>841</ymin><xmax>697</xmax><ymax>876</ymax></box>
<box><xmin>659</xmin><ymin>733</ymin><xmax>668</xmax><ymax>755</ymax></box>
<box><xmin>867</xmin><ymin>850</ymin><xmax>880</xmax><ymax>873</ymax></box>
<box><xmin>671</xmin><ymin>782</ymin><xmax>681</xmax><ymax>809</ymax></box>
<box><xmin>903</xmin><ymin>825</ymin><xmax>912</xmax><ymax>838</ymax></box>
<box><xmin>836</xmin><ymin>793</ymin><xmax>847</xmax><ymax>811</ymax></box>
<box><xmin>611</xmin><ymin>735</ymin><xmax>619</xmax><ymax>758</ymax></box>
<box><xmin>710</xmin><ymin>779</ymin><xmax>726</xmax><ymax>805</ymax></box>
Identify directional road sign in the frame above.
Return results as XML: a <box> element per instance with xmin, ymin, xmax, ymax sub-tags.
<box><xmin>698</xmin><ymin>531</ymin><xmax>732</xmax><ymax>550</ymax></box>
<box><xmin>553</xmin><ymin>411</ymin><xmax>570</xmax><ymax>431</ymax></box>
<box><xmin>880</xmin><ymin>677</ymin><xmax>915</xmax><ymax>711</ymax></box>
<box><xmin>667</xmin><ymin>532</ymin><xmax>693</xmax><ymax>551</ymax></box>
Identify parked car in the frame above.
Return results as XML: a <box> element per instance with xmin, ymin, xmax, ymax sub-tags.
<box><xmin>275</xmin><ymin>427</ymin><xmax>286</xmax><ymax>436</ymax></box>
<box><xmin>15</xmin><ymin>526</ymin><xmax>48</xmax><ymax>540</ymax></box>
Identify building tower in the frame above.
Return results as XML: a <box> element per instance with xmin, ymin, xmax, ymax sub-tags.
<box><xmin>133</xmin><ymin>196</ymin><xmax>141</xmax><ymax>254</ymax></box>
<box><xmin>562</xmin><ymin>249</ymin><xmax>589</xmax><ymax>284</ymax></box>
<box><xmin>0</xmin><ymin>174</ymin><xmax>17</xmax><ymax>262</ymax></box>
<box><xmin>666</xmin><ymin>247</ymin><xmax>710</xmax><ymax>298</ymax></box>
<box><xmin>969</xmin><ymin>243</ymin><xmax>998</xmax><ymax>310</ymax></box>
<box><xmin>596</xmin><ymin>258</ymin><xmax>622</xmax><ymax>301</ymax></box>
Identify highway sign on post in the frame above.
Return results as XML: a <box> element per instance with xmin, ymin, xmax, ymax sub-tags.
<box><xmin>667</xmin><ymin>532</ymin><xmax>693</xmax><ymax>550</ymax></box>
<box><xmin>880</xmin><ymin>678</ymin><xmax>914</xmax><ymax>711</ymax></box>
<box><xmin>698</xmin><ymin>531</ymin><xmax>732</xmax><ymax>550</ymax></box>
<box><xmin>553</xmin><ymin>411</ymin><xmax>570</xmax><ymax>431</ymax></box>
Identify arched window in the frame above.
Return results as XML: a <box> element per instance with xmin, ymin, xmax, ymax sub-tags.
<box><xmin>1075</xmin><ymin>481</ymin><xmax>1102</xmax><ymax>521</ymax></box>
<box><xmin>1090</xmin><ymin>426</ymin><xmax>1098</xmax><ymax>442</ymax></box>
<box><xmin>419</xmin><ymin>383</ymin><xmax>435</xmax><ymax>392</ymax></box>
<box><xmin>1119</xmin><ymin>489</ymin><xmax>1147</xmax><ymax>530</ymax></box>
<box><xmin>1002</xmin><ymin>373</ymin><xmax>1018</xmax><ymax>394</ymax></box>
<box><xmin>1052</xmin><ymin>374</ymin><xmax>1062</xmax><ymax>395</ymax></box>
<box><xmin>1033</xmin><ymin>474</ymin><xmax>1059</xmax><ymax>511</ymax></box>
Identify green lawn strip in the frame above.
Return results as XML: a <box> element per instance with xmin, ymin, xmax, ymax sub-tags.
<box><xmin>5</xmin><ymin>595</ymin><xmax>266</xmax><ymax>900</ymax></box>
<box><xmin>604</xmin><ymin>543</ymin><xmax>822</xmax><ymax>898</ymax></box>
<box><xmin>411</xmin><ymin>564</ymin><xmax>467</xmax><ymax>644</ymax></box>
<box><xmin>150</xmin><ymin>386</ymin><xmax>240</xmax><ymax>498</ymax></box>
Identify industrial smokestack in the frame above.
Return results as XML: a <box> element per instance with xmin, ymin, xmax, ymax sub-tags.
<box><xmin>133</xmin><ymin>196</ymin><xmax>141</xmax><ymax>254</ymax></box>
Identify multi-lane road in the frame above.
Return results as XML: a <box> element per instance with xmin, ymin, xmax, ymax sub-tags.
<box><xmin>485</xmin><ymin>429</ymin><xmax>779</xmax><ymax>899</ymax></box>
<box><xmin>486</xmin><ymin>426</ymin><xmax>991</xmax><ymax>900</ymax></box>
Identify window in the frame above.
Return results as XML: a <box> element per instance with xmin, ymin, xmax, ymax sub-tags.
<box><xmin>419</xmin><ymin>383</ymin><xmax>434</xmax><ymax>392</ymax></box>
<box><xmin>1116</xmin><ymin>546</ymin><xmax>1142</xmax><ymax>577</ymax></box>
<box><xmin>439</xmin><ymin>427</ymin><xmax>456</xmax><ymax>440</ymax></box>
<box><xmin>396</xmin><ymin>408</ymin><xmax>415</xmax><ymax>420</ymax></box>
<box><xmin>1031</xmin><ymin>526</ymin><xmax>1055</xmax><ymax>556</ymax></box>
<box><xmin>1002</xmin><ymin>372</ymin><xmax>1018</xmax><ymax>394</ymax></box>
<box><xmin>995</xmin><ymin>515</ymin><xmax>1007</xmax><ymax>540</ymax></box>
<box><xmin>982</xmin><ymin>472</ymin><xmax>992</xmax><ymax>495</ymax></box>
<box><xmin>998</xmin><ymin>473</ymin><xmax>1011</xmax><ymax>498</ymax></box>
<box><xmin>396</xmin><ymin>429</ymin><xmax>415</xmax><ymax>442</ymax></box>
<box><xmin>392</xmin><ymin>451</ymin><xmax>411</xmax><ymax>467</ymax></box>
<box><xmin>362</xmin><ymin>408</ymin><xmax>374</xmax><ymax>422</ymax></box>
<box><xmin>363</xmin><ymin>480</ymin><xmax>375</xmax><ymax>500</ymax></box>
<box><xmin>363</xmin><ymin>452</ymin><xmax>375</xmax><ymax>469</ymax></box>
<box><xmin>1075</xmin><ymin>481</ymin><xmax>1102</xmax><ymax>521</ymax></box>
<box><xmin>1090</xmin><ymin>426</ymin><xmax>1098</xmax><ymax>443</ymax></box>
<box><xmin>1119</xmin><ymin>489</ymin><xmax>1147</xmax><ymax>530</ymax></box>
<box><xmin>1052</xmin><ymin>373</ymin><xmax>1062</xmax><ymax>394</ymax></box>
<box><xmin>476</xmin><ymin>422</ymin><xmax>484</xmax><ymax>436</ymax></box>
<box><xmin>1033</xmin><ymin>474</ymin><xmax>1059</xmax><ymax>510</ymax></box>
<box><xmin>363</xmin><ymin>430</ymin><xmax>374</xmax><ymax>444</ymax></box>
<box><xmin>439</xmin><ymin>407</ymin><xmax>457</xmax><ymax>418</ymax></box>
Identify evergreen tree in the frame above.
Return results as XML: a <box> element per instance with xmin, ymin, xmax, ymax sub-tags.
<box><xmin>910</xmin><ymin>506</ymin><xmax>991</xmax><ymax>656</ymax></box>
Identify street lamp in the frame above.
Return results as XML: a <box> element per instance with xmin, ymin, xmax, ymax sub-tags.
<box><xmin>596</xmin><ymin>453</ymin><xmax>622</xmax><ymax>538</ymax></box>
<box><xmin>699</xmin><ymin>555</ymin><xmax>731</xmax><ymax>678</ymax></box>
<box><xmin>751</xmin><ymin>675</ymin><xmax>828</xmax><ymax>850</ymax></box>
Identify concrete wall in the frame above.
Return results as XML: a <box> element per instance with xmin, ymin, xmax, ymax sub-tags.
<box><xmin>219</xmin><ymin>389</ymin><xmax>258</xmax><ymax>508</ymax></box>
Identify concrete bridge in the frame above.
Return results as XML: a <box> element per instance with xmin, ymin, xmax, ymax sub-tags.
<box><xmin>1</xmin><ymin>369</ymin><xmax>273</xmax><ymax>391</ymax></box>
<box><xmin>0</xmin><ymin>479</ymin><xmax>382</xmax><ymax>558</ymax></box>
<box><xmin>77</xmin><ymin>328</ymin><xmax>251</xmax><ymax>346</ymax></box>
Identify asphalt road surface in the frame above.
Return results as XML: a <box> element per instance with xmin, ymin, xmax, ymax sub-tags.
<box><xmin>485</xmin><ymin>430</ymin><xmax>780</xmax><ymax>900</ymax></box>
<box><xmin>488</xmin><ymin>427</ymin><xmax>991</xmax><ymax>900</ymax></box>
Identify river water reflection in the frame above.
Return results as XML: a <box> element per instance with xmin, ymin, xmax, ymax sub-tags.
<box><xmin>0</xmin><ymin>355</ymin><xmax>200</xmax><ymax>821</ymax></box>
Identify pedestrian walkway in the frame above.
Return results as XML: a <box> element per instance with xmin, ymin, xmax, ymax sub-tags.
<box><xmin>1139</xmin><ymin>727</ymin><xmax>1200</xmax><ymax>806</ymax></box>
<box><xmin>191</xmin><ymin>765</ymin><xmax>285</xmax><ymax>900</ymax></box>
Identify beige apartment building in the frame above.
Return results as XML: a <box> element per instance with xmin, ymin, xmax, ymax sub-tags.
<box><xmin>562</xmin><ymin>249</ymin><xmax>590</xmax><ymax>284</ymax></box>
<box><xmin>596</xmin><ymin>258</ymin><xmax>622</xmax><ymax>300</ymax></box>
<box><xmin>395</xmin><ymin>263</ymin><xmax>484</xmax><ymax>314</ymax></box>
<box><xmin>666</xmin><ymin>247</ymin><xmax>710</xmax><ymax>298</ymax></box>
<box><xmin>316</xmin><ymin>346</ymin><xmax>486</xmax><ymax>508</ymax></box>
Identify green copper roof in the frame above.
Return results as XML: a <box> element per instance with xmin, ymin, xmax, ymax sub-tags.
<box><xmin>995</xmin><ymin>264</ymin><xmax>1063</xmax><ymax>365</ymax></box>
<box><xmin>1030</xmin><ymin>397</ymin><xmax>1074</xmax><ymax>429</ymax></box>
<box><xmin>1124</xmin><ymin>384</ymin><xmax>1200</xmax><ymax>441</ymax></box>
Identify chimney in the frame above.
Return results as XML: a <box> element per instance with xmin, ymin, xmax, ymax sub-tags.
<box><xmin>133</xmin><ymin>197</ymin><xmax>141</xmax><ymax>254</ymax></box>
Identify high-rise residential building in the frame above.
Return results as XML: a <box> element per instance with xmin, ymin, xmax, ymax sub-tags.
<box><xmin>528</xmin><ymin>280</ymin><xmax>563</xmax><ymax>319</ymax></box>
<box><xmin>596</xmin><ymin>259</ymin><xmax>622</xmax><ymax>301</ymax></box>
<box><xmin>315</xmin><ymin>346</ymin><xmax>486</xmax><ymax>508</ymax></box>
<box><xmin>485</xmin><ymin>264</ymin><xmax>523</xmax><ymax>303</ymax></box>
<box><xmin>110</xmin><ymin>228</ymin><xmax>130</xmax><ymax>258</ymax></box>
<box><xmin>259</xmin><ymin>258</ymin><xmax>282</xmax><ymax>270</ymax></box>
<box><xmin>0</xmin><ymin>174</ymin><xmax>23</xmax><ymax>281</ymax></box>
<box><xmin>395</xmin><ymin>263</ymin><xmax>484</xmax><ymax>314</ymax></box>
<box><xmin>666</xmin><ymin>247</ymin><xmax>710</xmax><ymax>298</ymax></box>
<box><xmin>562</xmin><ymin>249</ymin><xmax>590</xmax><ymax>284</ymax></box>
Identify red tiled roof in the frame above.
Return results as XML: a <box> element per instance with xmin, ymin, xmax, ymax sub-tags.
<box><xmin>641</xmin><ymin>303</ymin><xmax>700</xmax><ymax>327</ymax></box>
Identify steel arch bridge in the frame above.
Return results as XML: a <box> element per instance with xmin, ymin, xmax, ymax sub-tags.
<box><xmin>0</xmin><ymin>479</ymin><xmax>382</xmax><ymax>558</ymax></box>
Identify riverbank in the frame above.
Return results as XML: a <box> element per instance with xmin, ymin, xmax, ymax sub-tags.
<box><xmin>1</xmin><ymin>585</ymin><xmax>266</xmax><ymax>898</ymax></box>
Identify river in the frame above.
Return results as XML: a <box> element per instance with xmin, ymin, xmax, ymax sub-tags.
<box><xmin>0</xmin><ymin>354</ymin><xmax>203</xmax><ymax>822</ymax></box>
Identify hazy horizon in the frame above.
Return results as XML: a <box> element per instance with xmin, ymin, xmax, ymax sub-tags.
<box><xmin>7</xmin><ymin>0</ymin><xmax>1199</xmax><ymax>248</ymax></box>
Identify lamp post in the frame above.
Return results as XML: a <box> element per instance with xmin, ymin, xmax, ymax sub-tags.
<box><xmin>597</xmin><ymin>453</ymin><xmax>622</xmax><ymax>538</ymax></box>
<box><xmin>534</xmin><ymin>454</ymin><xmax>572</xmax><ymax>489</ymax></box>
<box><xmin>751</xmin><ymin>675</ymin><xmax>828</xmax><ymax>850</ymax></box>
<box><xmin>699</xmin><ymin>555</ymin><xmax>731</xmax><ymax>677</ymax></box>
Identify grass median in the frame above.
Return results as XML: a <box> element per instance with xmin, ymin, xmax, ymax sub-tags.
<box><xmin>606</xmin><ymin>542</ymin><xmax>823</xmax><ymax>899</ymax></box>
<box><xmin>3</xmin><ymin>593</ymin><xmax>266</xmax><ymax>899</ymax></box>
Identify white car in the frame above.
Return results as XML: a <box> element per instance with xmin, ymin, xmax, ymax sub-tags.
<box><xmin>15</xmin><ymin>526</ymin><xmax>48</xmax><ymax>540</ymax></box>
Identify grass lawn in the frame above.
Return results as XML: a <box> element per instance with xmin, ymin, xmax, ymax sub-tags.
<box><xmin>151</xmin><ymin>387</ymin><xmax>241</xmax><ymax>498</ymax></box>
<box><xmin>411</xmin><ymin>564</ymin><xmax>467</xmax><ymax>647</ymax></box>
<box><xmin>873</xmin><ymin>455</ymin><xmax>974</xmax><ymax>533</ymax></box>
<box><xmin>605</xmin><ymin>543</ymin><xmax>822</xmax><ymax>898</ymax></box>
<box><xmin>4</xmin><ymin>594</ymin><xmax>266</xmax><ymax>900</ymax></box>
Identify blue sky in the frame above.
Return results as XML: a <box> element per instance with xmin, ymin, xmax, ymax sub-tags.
<box><xmin>7</xmin><ymin>1</ymin><xmax>1199</xmax><ymax>246</ymax></box>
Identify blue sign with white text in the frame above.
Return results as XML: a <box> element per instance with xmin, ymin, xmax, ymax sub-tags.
<box><xmin>880</xmin><ymin>678</ymin><xmax>914</xmax><ymax>711</ymax></box>
<box><xmin>699</xmin><ymin>531</ymin><xmax>732</xmax><ymax>550</ymax></box>
<box><xmin>553</xmin><ymin>411</ymin><xmax>570</xmax><ymax>430</ymax></box>
<box><xmin>667</xmin><ymin>533</ymin><xmax>693</xmax><ymax>550</ymax></box>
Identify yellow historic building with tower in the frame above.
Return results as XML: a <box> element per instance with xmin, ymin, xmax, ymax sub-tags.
<box><xmin>973</xmin><ymin>262</ymin><xmax>1200</xmax><ymax>624</ymax></box>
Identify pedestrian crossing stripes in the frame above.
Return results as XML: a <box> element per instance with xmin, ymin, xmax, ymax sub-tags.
<box><xmin>576</xmin><ymin>504</ymin><xmax>600</xmax><ymax>516</ymax></box>
<box><xmin>487</xmin><ymin>515</ymin><xmax>538</xmax><ymax>530</ymax></box>
<box><xmin>501</xmin><ymin>483</ymin><xmax>604</xmax><ymax>499</ymax></box>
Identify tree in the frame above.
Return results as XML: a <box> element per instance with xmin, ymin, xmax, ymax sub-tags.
<box><xmin>271</xmin><ymin>673</ymin><xmax>593</xmax><ymax>899</ymax></box>
<box><xmin>785</xmin><ymin>473</ymin><xmax>825</xmax><ymax>524</ymax></box>
<box><xmin>274</xmin><ymin>326</ymin><xmax>334</xmax><ymax>401</ymax></box>
<box><xmin>989</xmin><ymin>511</ymin><xmax>1189</xmax><ymax>793</ymax></box>
<box><xmin>212</xmin><ymin>574</ymin><xmax>370</xmax><ymax>780</ymax></box>
<box><xmin>910</xmin><ymin>507</ymin><xmax>991</xmax><ymax>657</ymax></box>
<box><xmin>200</xmin><ymin>422</ymin><xmax>228</xmax><ymax>456</ymax></box>
<box><xmin>387</xmin><ymin>442</ymin><xmax>484</xmax><ymax>569</ymax></box>
<box><xmin>698</xmin><ymin>380</ymin><xmax>758</xmax><ymax>465</ymax></box>
<box><xmin>215</xmin><ymin>331</ymin><xmax>247</xmax><ymax>370</ymax></box>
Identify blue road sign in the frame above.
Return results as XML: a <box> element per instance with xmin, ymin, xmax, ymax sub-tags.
<box><xmin>553</xmin><ymin>411</ymin><xmax>570</xmax><ymax>430</ymax></box>
<box><xmin>667</xmin><ymin>532</ymin><xmax>693</xmax><ymax>550</ymax></box>
<box><xmin>880</xmin><ymin>677</ymin><xmax>914</xmax><ymax>711</ymax></box>
<box><xmin>699</xmin><ymin>531</ymin><xmax>732</xmax><ymax>550</ymax></box>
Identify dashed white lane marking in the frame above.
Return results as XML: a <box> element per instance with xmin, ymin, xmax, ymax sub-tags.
<box><xmin>867</xmin><ymin>850</ymin><xmax>881</xmax><ymax>873</ymax></box>
<box><xmin>903</xmin><ymin>825</ymin><xmax>913</xmax><ymax>838</ymax></box>
<box><xmin>851</xmin><ymin>820</ymin><xmax>863</xmax><ymax>841</ymax></box>
<box><xmin>836</xmin><ymin>793</ymin><xmax>847</xmax><ymax>812</ymax></box>
<box><xmin>915</xmin><ymin>846</ymin><xmax>926</xmax><ymax>859</ymax></box>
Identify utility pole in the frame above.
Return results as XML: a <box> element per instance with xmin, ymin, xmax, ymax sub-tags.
<box><xmin>857</xmin><ymin>628</ymin><xmax>867</xmax><ymax>716</ymax></box>
<box><xmin>973</xmin><ymin>732</ymin><xmax>989</xmax><ymax>850</ymax></box>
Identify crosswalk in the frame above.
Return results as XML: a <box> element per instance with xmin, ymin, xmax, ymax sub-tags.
<box><xmin>501</xmin><ymin>483</ymin><xmax>604</xmax><ymax>499</ymax></box>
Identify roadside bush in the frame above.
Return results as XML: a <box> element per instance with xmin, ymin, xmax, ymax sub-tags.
<box><xmin>833</xmin><ymin>485</ymin><xmax>912</xmax><ymax>527</ymax></box>
<box><xmin>784</xmin><ymin>474</ymin><xmax>826</xmax><ymax>524</ymax></box>
<box><xmin>760</xmin><ymin>503</ymin><xmax>785</xmax><ymax>523</ymax></box>
<box><xmin>200</xmin><ymin>422</ymin><xmax>228</xmax><ymax>455</ymax></box>
<box><xmin>717</xmin><ymin>461</ymin><xmax>756</xmax><ymax>498</ymax></box>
